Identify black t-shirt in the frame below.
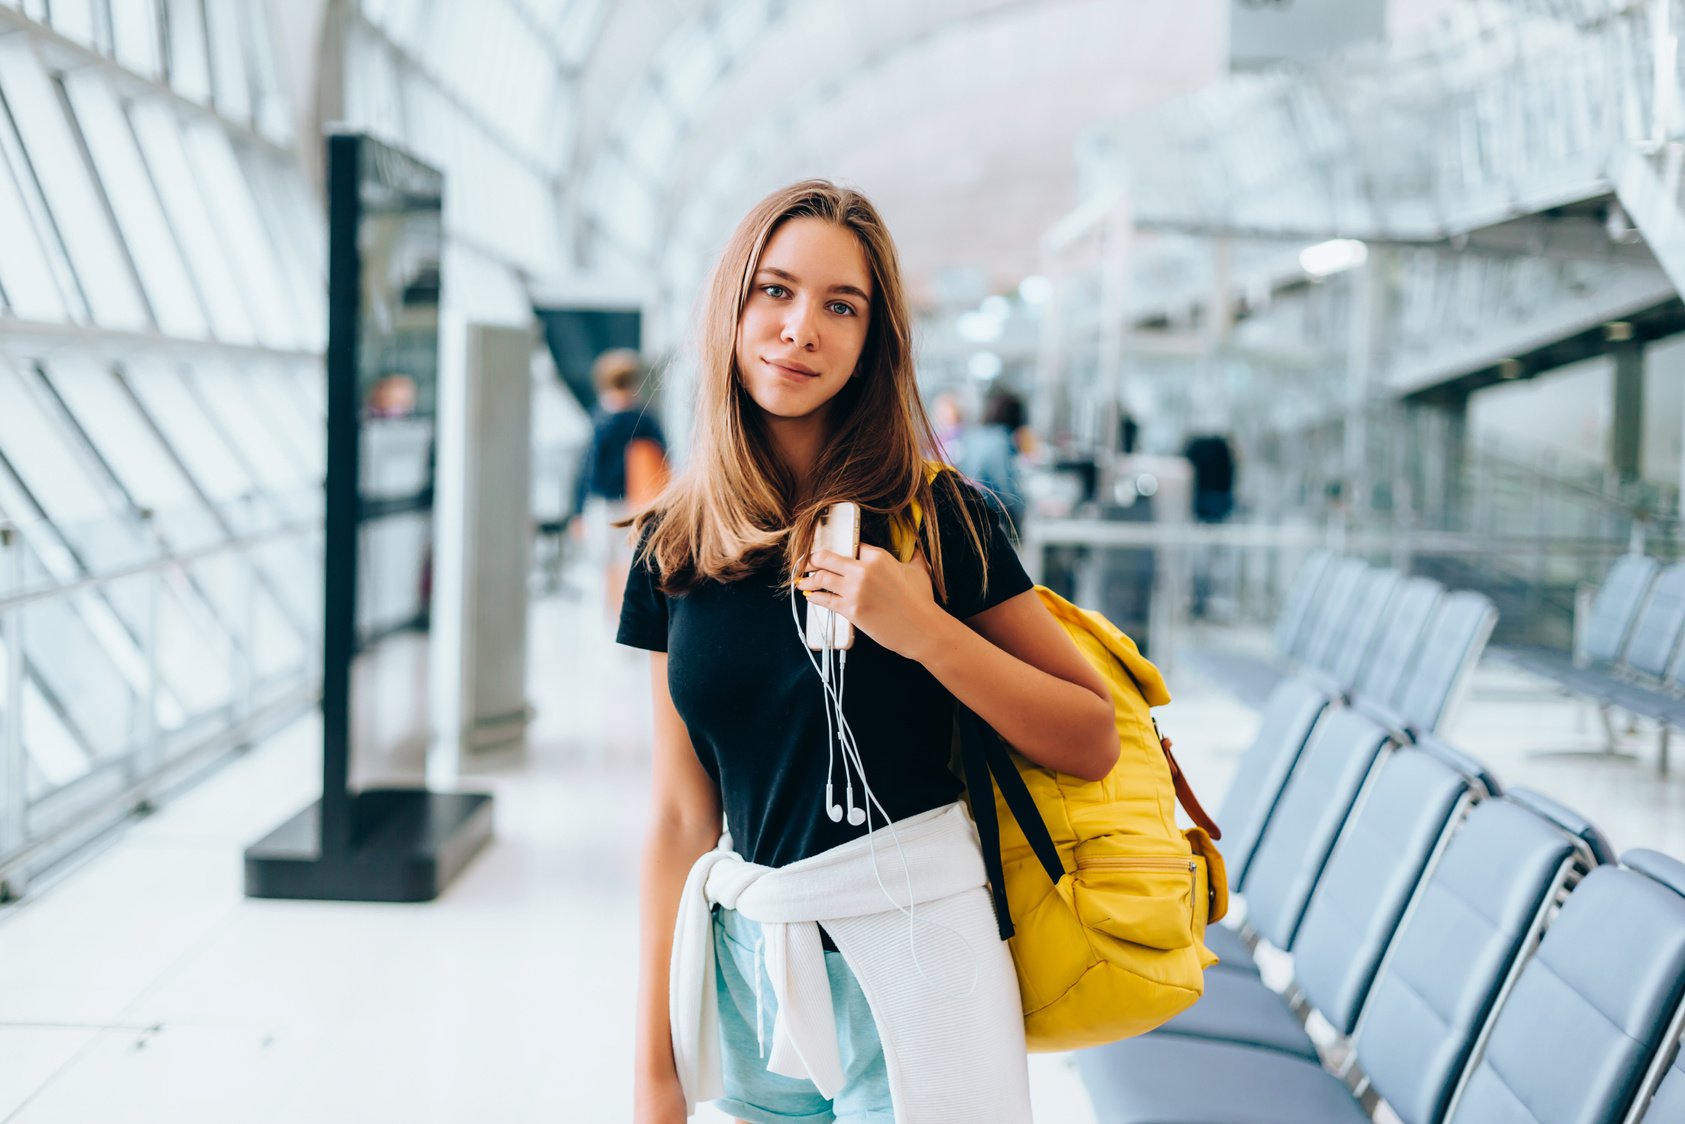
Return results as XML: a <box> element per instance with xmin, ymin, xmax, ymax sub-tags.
<box><xmin>616</xmin><ymin>474</ymin><xmax>1034</xmax><ymax>868</ymax></box>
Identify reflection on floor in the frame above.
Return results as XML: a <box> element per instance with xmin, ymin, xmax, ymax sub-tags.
<box><xmin>1</xmin><ymin>586</ymin><xmax>1681</xmax><ymax>1121</ymax></box>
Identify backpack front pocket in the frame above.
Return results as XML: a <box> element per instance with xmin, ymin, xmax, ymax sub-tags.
<box><xmin>1072</xmin><ymin>849</ymin><xmax>1197</xmax><ymax>951</ymax></box>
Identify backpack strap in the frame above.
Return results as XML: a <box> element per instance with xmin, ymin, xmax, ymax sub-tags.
<box><xmin>1155</xmin><ymin>720</ymin><xmax>1222</xmax><ymax>841</ymax></box>
<box><xmin>1115</xmin><ymin>658</ymin><xmax>1223</xmax><ymax>842</ymax></box>
<box><xmin>957</xmin><ymin>705</ymin><xmax>1064</xmax><ymax>940</ymax></box>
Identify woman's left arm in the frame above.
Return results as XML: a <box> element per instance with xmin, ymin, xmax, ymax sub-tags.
<box><xmin>800</xmin><ymin>547</ymin><xmax>1118</xmax><ymax>780</ymax></box>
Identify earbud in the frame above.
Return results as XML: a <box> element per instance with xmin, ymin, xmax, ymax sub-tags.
<box><xmin>845</xmin><ymin>783</ymin><xmax>865</xmax><ymax>826</ymax></box>
<box><xmin>826</xmin><ymin>782</ymin><xmax>843</xmax><ymax>823</ymax></box>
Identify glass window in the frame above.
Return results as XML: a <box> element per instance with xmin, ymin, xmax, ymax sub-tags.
<box><xmin>128</xmin><ymin>99</ymin><xmax>257</xmax><ymax>343</ymax></box>
<box><xmin>623</xmin><ymin>85</ymin><xmax>679</xmax><ymax>179</ymax></box>
<box><xmin>122</xmin><ymin>356</ymin><xmax>260</xmax><ymax>513</ymax></box>
<box><xmin>188</xmin><ymin>360</ymin><xmax>311</xmax><ymax>493</ymax></box>
<box><xmin>61</xmin><ymin>74</ymin><xmax>209</xmax><ymax>338</ymax></box>
<box><xmin>112</xmin><ymin>0</ymin><xmax>164</xmax><ymax>80</ymax></box>
<box><xmin>716</xmin><ymin>0</ymin><xmax>773</xmax><ymax>56</ymax></box>
<box><xmin>245</xmin><ymin>360</ymin><xmax>324</xmax><ymax>477</ymax></box>
<box><xmin>0</xmin><ymin>39</ymin><xmax>150</xmax><ymax>329</ymax></box>
<box><xmin>555</xmin><ymin>0</ymin><xmax>608</xmax><ymax>68</ymax></box>
<box><xmin>0</xmin><ymin>357</ymin><xmax>122</xmax><ymax>530</ymax></box>
<box><xmin>46</xmin><ymin>0</ymin><xmax>98</xmax><ymax>46</ymax></box>
<box><xmin>163</xmin><ymin>0</ymin><xmax>212</xmax><ymax>103</ymax></box>
<box><xmin>201</xmin><ymin>0</ymin><xmax>251</xmax><ymax>123</ymax></box>
<box><xmin>365</xmin><ymin>0</ymin><xmax>429</xmax><ymax>51</ymax></box>
<box><xmin>344</xmin><ymin>26</ymin><xmax>405</xmax><ymax>143</ymax></box>
<box><xmin>244</xmin><ymin>7</ymin><xmax>291</xmax><ymax>143</ymax></box>
<box><xmin>43</xmin><ymin>358</ymin><xmax>222</xmax><ymax>552</ymax></box>
<box><xmin>0</xmin><ymin>108</ymin><xmax>73</xmax><ymax>321</ymax></box>
<box><xmin>234</xmin><ymin>147</ymin><xmax>326</xmax><ymax>350</ymax></box>
<box><xmin>180</xmin><ymin>120</ymin><xmax>299</xmax><ymax>348</ymax></box>
<box><xmin>658</xmin><ymin>29</ymin><xmax>722</xmax><ymax>111</ymax></box>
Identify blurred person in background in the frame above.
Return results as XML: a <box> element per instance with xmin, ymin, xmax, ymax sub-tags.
<box><xmin>573</xmin><ymin>348</ymin><xmax>669</xmax><ymax>614</ymax></box>
<box><xmin>1181</xmin><ymin>432</ymin><xmax>1237</xmax><ymax>620</ymax></box>
<box><xmin>931</xmin><ymin>388</ymin><xmax>968</xmax><ymax>461</ymax></box>
<box><xmin>955</xmin><ymin>390</ymin><xmax>1028</xmax><ymax>541</ymax></box>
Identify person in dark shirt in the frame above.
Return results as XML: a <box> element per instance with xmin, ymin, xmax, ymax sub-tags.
<box><xmin>1181</xmin><ymin>433</ymin><xmax>1238</xmax><ymax>619</ymax></box>
<box><xmin>617</xmin><ymin>180</ymin><xmax>1116</xmax><ymax>1123</ymax></box>
<box><xmin>573</xmin><ymin>348</ymin><xmax>668</xmax><ymax>614</ymax></box>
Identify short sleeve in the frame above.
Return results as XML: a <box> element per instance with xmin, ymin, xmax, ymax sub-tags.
<box><xmin>616</xmin><ymin>536</ymin><xmax>670</xmax><ymax>652</ymax></box>
<box><xmin>932</xmin><ymin>475</ymin><xmax>1033</xmax><ymax>620</ymax></box>
<box><xmin>630</xmin><ymin>411</ymin><xmax>666</xmax><ymax>450</ymax></box>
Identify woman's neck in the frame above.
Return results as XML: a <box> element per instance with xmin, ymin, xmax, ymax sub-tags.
<box><xmin>764</xmin><ymin>411</ymin><xmax>831</xmax><ymax>501</ymax></box>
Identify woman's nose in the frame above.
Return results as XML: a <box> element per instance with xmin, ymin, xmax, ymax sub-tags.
<box><xmin>781</xmin><ymin>301</ymin><xmax>818</xmax><ymax>349</ymax></box>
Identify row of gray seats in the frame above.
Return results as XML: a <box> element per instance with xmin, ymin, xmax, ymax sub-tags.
<box><xmin>1079</xmin><ymin>684</ymin><xmax>1685</xmax><ymax>1122</ymax></box>
<box><xmin>1493</xmin><ymin>554</ymin><xmax>1685</xmax><ymax>774</ymax></box>
<box><xmin>1270</xmin><ymin>550</ymin><xmax>1497</xmax><ymax>741</ymax></box>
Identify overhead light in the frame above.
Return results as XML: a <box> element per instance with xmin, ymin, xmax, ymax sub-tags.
<box><xmin>957</xmin><ymin>311</ymin><xmax>1003</xmax><ymax>343</ymax></box>
<box><xmin>1299</xmin><ymin>239</ymin><xmax>1369</xmax><ymax>278</ymax></box>
<box><xmin>980</xmin><ymin>294</ymin><xmax>1011</xmax><ymax>321</ymax></box>
<box><xmin>969</xmin><ymin>351</ymin><xmax>1003</xmax><ymax>381</ymax></box>
<box><xmin>1019</xmin><ymin>275</ymin><xmax>1053</xmax><ymax>305</ymax></box>
<box><xmin>1604</xmin><ymin>321</ymin><xmax>1635</xmax><ymax>342</ymax></box>
<box><xmin>1497</xmin><ymin>358</ymin><xmax>1524</xmax><ymax>380</ymax></box>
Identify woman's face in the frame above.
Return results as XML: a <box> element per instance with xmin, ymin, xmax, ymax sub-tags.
<box><xmin>735</xmin><ymin>216</ymin><xmax>873</xmax><ymax>424</ymax></box>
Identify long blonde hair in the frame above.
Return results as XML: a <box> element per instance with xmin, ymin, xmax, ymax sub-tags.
<box><xmin>627</xmin><ymin>179</ymin><xmax>986</xmax><ymax>600</ymax></box>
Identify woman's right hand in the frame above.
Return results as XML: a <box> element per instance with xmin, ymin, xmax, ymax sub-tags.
<box><xmin>632</xmin><ymin>1074</ymin><xmax>687</xmax><ymax>1123</ymax></box>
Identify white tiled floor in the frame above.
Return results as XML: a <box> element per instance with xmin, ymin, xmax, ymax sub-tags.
<box><xmin>2</xmin><ymin>584</ymin><xmax>1681</xmax><ymax>1122</ymax></box>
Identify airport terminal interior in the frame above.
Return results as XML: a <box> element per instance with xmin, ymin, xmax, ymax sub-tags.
<box><xmin>6</xmin><ymin>0</ymin><xmax>1685</xmax><ymax>1120</ymax></box>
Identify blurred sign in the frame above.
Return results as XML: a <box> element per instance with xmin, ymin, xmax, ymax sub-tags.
<box><xmin>1229</xmin><ymin>0</ymin><xmax>1386</xmax><ymax>69</ymax></box>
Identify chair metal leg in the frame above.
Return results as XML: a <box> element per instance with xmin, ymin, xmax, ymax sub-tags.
<box><xmin>1526</xmin><ymin>703</ymin><xmax>1642</xmax><ymax>765</ymax></box>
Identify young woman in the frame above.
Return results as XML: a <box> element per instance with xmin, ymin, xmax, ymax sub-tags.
<box><xmin>619</xmin><ymin>180</ymin><xmax>1117</xmax><ymax>1124</ymax></box>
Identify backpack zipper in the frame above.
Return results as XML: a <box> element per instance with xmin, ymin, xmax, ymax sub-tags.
<box><xmin>1076</xmin><ymin>856</ymin><xmax>1199</xmax><ymax>904</ymax></box>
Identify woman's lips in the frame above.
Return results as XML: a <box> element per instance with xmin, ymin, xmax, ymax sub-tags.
<box><xmin>768</xmin><ymin>359</ymin><xmax>820</xmax><ymax>381</ymax></box>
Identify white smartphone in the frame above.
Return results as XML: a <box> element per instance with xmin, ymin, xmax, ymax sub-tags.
<box><xmin>805</xmin><ymin>501</ymin><xmax>861</xmax><ymax>651</ymax></box>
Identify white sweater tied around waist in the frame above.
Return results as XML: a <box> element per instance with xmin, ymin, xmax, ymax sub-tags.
<box><xmin>669</xmin><ymin>801</ymin><xmax>1031</xmax><ymax>1122</ymax></box>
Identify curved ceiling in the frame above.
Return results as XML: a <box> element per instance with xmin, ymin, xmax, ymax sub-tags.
<box><xmin>569</xmin><ymin>0</ymin><xmax>1225</xmax><ymax>307</ymax></box>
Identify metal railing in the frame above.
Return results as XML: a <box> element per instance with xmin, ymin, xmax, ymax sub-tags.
<box><xmin>0</xmin><ymin>517</ymin><xmax>321</xmax><ymax>901</ymax></box>
<box><xmin>1020</xmin><ymin>517</ymin><xmax>1649</xmax><ymax>673</ymax></box>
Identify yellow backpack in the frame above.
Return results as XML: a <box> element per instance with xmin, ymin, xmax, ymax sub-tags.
<box><xmin>892</xmin><ymin>471</ymin><xmax>1227</xmax><ymax>1051</ymax></box>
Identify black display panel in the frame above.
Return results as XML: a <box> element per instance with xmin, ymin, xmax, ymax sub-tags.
<box><xmin>246</xmin><ymin>131</ymin><xmax>491</xmax><ymax>902</ymax></box>
<box><xmin>321</xmin><ymin>131</ymin><xmax>443</xmax><ymax>851</ymax></box>
<box><xmin>535</xmin><ymin>306</ymin><xmax>640</xmax><ymax>412</ymax></box>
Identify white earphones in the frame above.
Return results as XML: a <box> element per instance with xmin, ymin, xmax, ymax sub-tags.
<box><xmin>788</xmin><ymin>579</ymin><xmax>980</xmax><ymax>999</ymax></box>
<box><xmin>817</xmin><ymin>637</ymin><xmax>865</xmax><ymax>825</ymax></box>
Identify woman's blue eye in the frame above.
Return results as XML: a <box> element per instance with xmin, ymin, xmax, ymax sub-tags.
<box><xmin>828</xmin><ymin>301</ymin><xmax>856</xmax><ymax>317</ymax></box>
<box><xmin>763</xmin><ymin>284</ymin><xmax>789</xmax><ymax>298</ymax></box>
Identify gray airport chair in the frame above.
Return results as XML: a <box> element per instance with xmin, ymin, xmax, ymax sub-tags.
<box><xmin>1641</xmin><ymin>1025</ymin><xmax>1685</xmax><ymax>1121</ymax></box>
<box><xmin>1273</xmin><ymin>550</ymin><xmax>1335</xmax><ymax>660</ymax></box>
<box><xmin>1078</xmin><ymin>791</ymin><xmax>1610</xmax><ymax>1124</ymax></box>
<box><xmin>1201</xmin><ymin>677</ymin><xmax>1335</xmax><ymax>975</ymax></box>
<box><xmin>1444</xmin><ymin>847</ymin><xmax>1685</xmax><ymax>1122</ymax></box>
<box><xmin>1297</xmin><ymin>557</ymin><xmax>1370</xmax><ymax>671</ymax></box>
<box><xmin>1611</xmin><ymin>562</ymin><xmax>1685</xmax><ymax>687</ymax></box>
<box><xmin>1352</xmin><ymin>577</ymin><xmax>1443</xmax><ymax>712</ymax></box>
<box><xmin>1209</xmin><ymin>708</ymin><xmax>1395</xmax><ymax>981</ymax></box>
<box><xmin>1498</xmin><ymin>553</ymin><xmax>1658</xmax><ymax>681</ymax></box>
<box><xmin>1243</xmin><ymin>709</ymin><xmax>1397</xmax><ymax>956</ymax></box>
<box><xmin>1212</xmin><ymin>677</ymin><xmax>1332</xmax><ymax>894</ymax></box>
<box><xmin>1325</xmin><ymin>567</ymin><xmax>1404</xmax><ymax>693</ymax></box>
<box><xmin>1364</xmin><ymin>590</ymin><xmax>1499</xmax><ymax>740</ymax></box>
<box><xmin>1150</xmin><ymin>737</ymin><xmax>1496</xmax><ymax>1062</ymax></box>
<box><xmin>1576</xmin><ymin>563</ymin><xmax>1685</xmax><ymax>773</ymax></box>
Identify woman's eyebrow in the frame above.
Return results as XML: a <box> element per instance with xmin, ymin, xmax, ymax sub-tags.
<box><xmin>757</xmin><ymin>266</ymin><xmax>870</xmax><ymax>302</ymax></box>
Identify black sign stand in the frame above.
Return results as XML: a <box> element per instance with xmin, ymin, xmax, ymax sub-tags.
<box><xmin>245</xmin><ymin>132</ymin><xmax>493</xmax><ymax>902</ymax></box>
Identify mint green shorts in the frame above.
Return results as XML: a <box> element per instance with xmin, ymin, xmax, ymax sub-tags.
<box><xmin>711</xmin><ymin>907</ymin><xmax>894</xmax><ymax>1123</ymax></box>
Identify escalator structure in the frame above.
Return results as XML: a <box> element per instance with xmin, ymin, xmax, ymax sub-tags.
<box><xmin>1400</xmin><ymin>439</ymin><xmax>1676</xmax><ymax>649</ymax></box>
